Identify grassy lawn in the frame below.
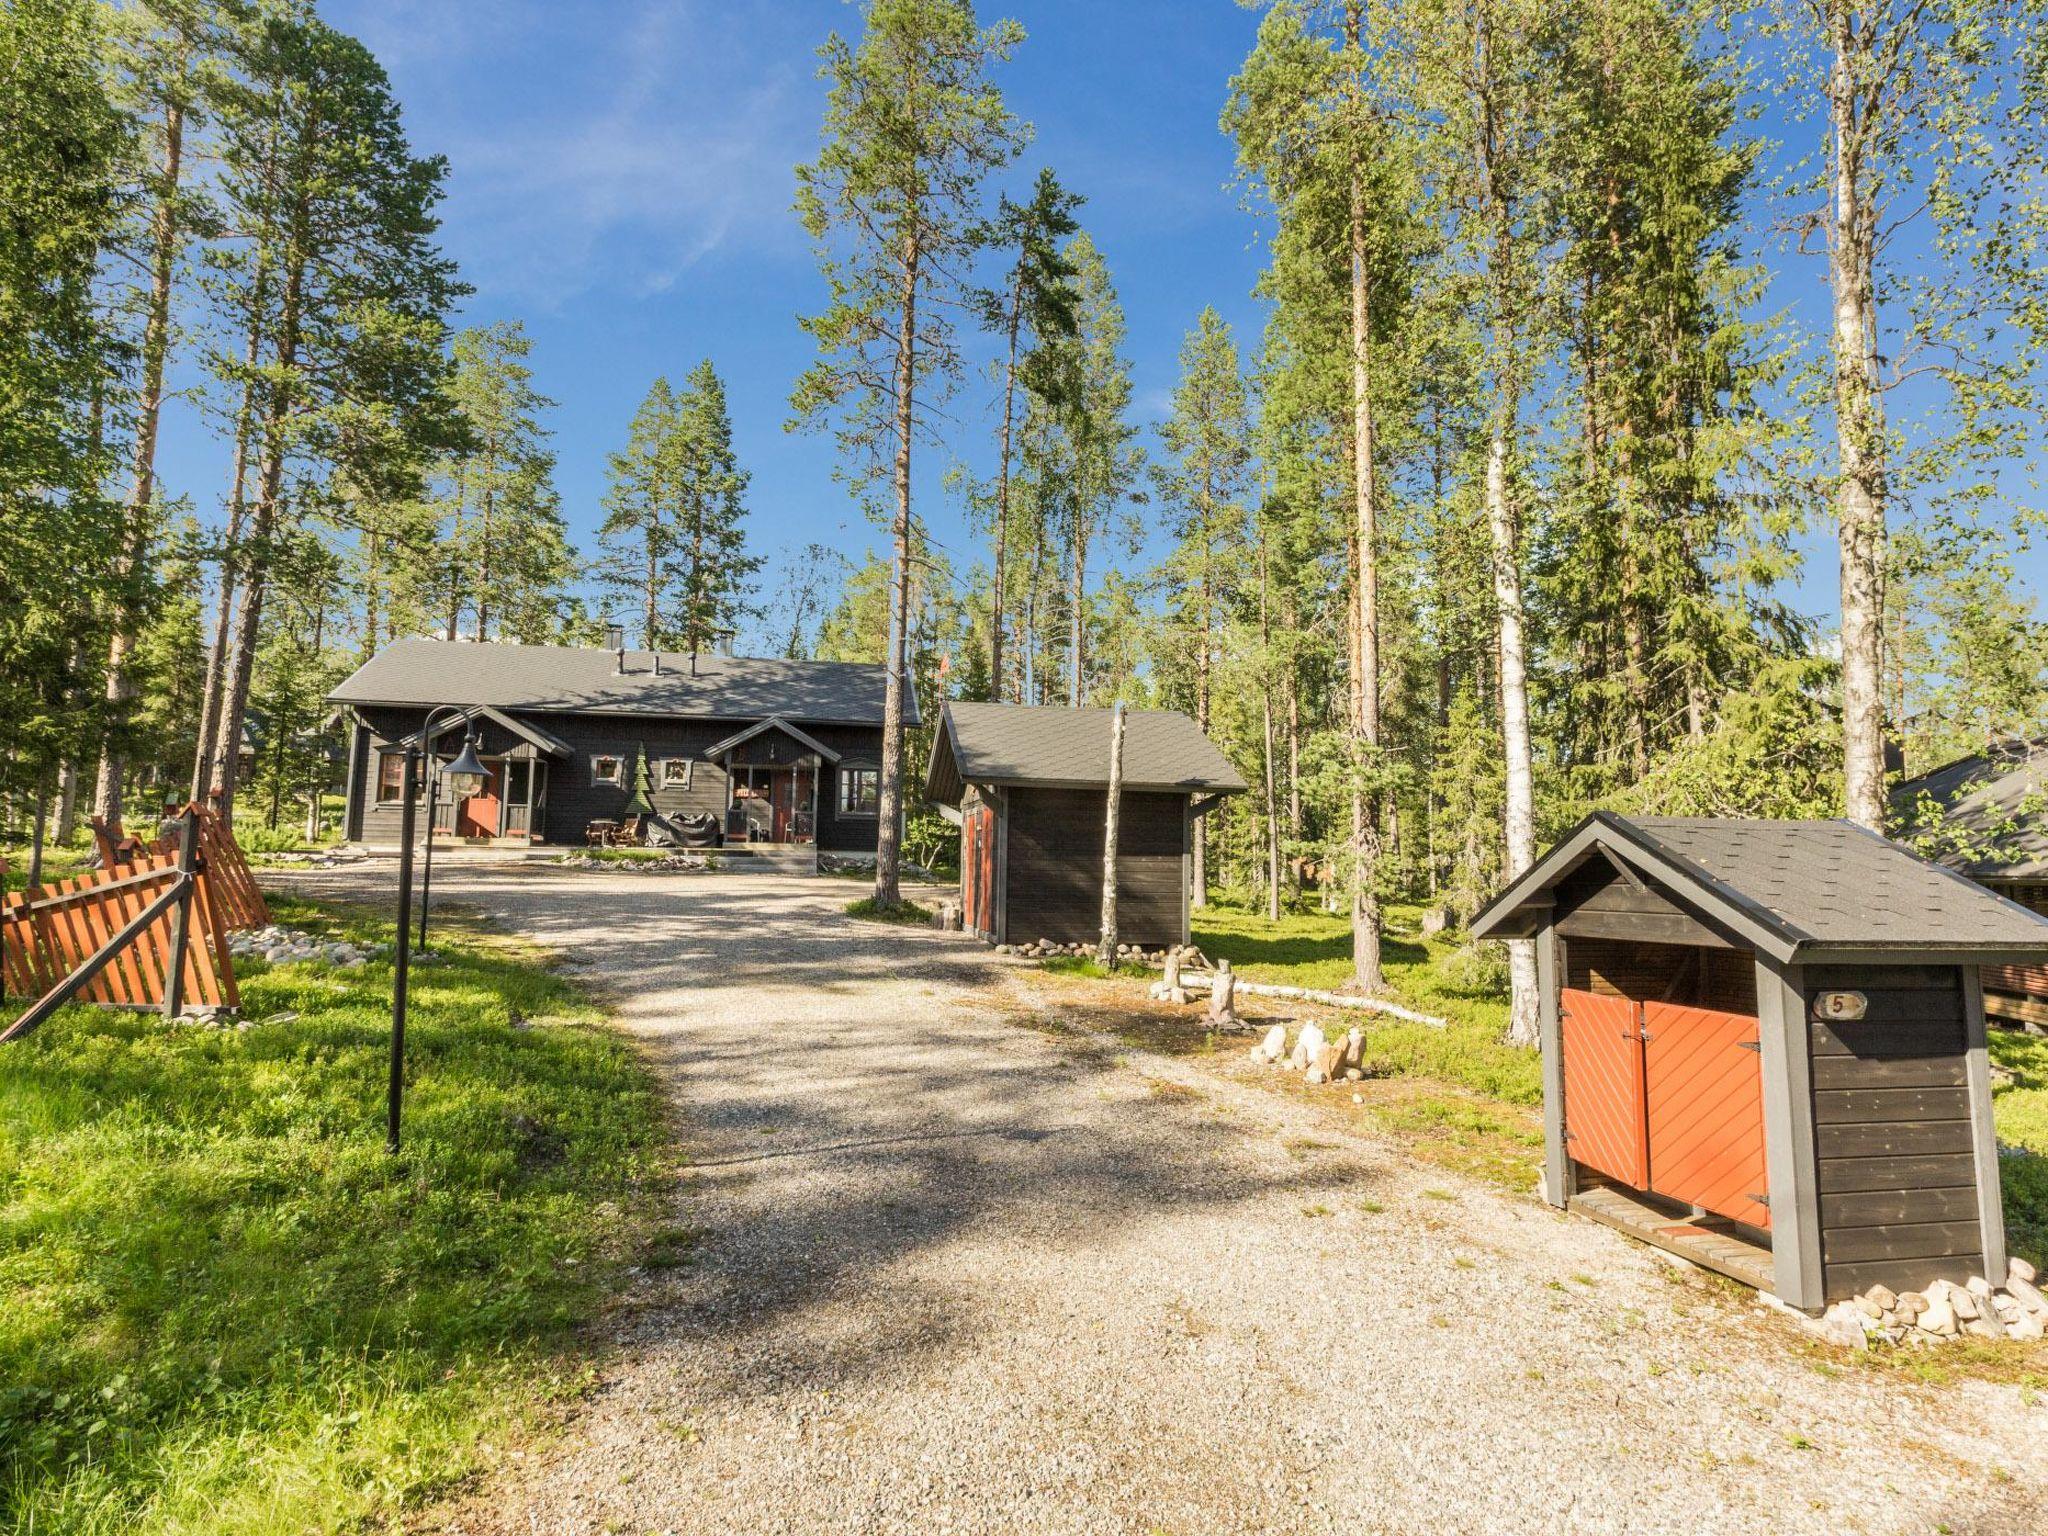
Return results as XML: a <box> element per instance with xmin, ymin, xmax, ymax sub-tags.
<box><xmin>1184</xmin><ymin>899</ymin><xmax>2046</xmax><ymax>1267</ymax></box>
<box><xmin>0</xmin><ymin>895</ymin><xmax>669</xmax><ymax>1535</ymax></box>
<box><xmin>845</xmin><ymin>895</ymin><xmax>934</xmax><ymax>925</ymax></box>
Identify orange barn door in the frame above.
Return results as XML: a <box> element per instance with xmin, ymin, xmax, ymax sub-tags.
<box><xmin>1559</xmin><ymin>988</ymin><xmax>1646</xmax><ymax>1188</ymax></box>
<box><xmin>1643</xmin><ymin>1003</ymin><xmax>1770</xmax><ymax>1229</ymax></box>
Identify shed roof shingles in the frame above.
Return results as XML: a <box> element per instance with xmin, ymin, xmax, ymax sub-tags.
<box><xmin>1623</xmin><ymin>815</ymin><xmax>2048</xmax><ymax>952</ymax></box>
<box><xmin>941</xmin><ymin>701</ymin><xmax>1246</xmax><ymax>793</ymax></box>
<box><xmin>329</xmin><ymin>637</ymin><xmax>909</xmax><ymax>726</ymax></box>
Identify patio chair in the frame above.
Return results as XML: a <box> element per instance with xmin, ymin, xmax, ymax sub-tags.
<box><xmin>585</xmin><ymin>819</ymin><xmax>616</xmax><ymax>847</ymax></box>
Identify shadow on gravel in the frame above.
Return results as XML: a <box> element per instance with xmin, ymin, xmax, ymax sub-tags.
<box><xmin>267</xmin><ymin>866</ymin><xmax>1394</xmax><ymax>1419</ymax></box>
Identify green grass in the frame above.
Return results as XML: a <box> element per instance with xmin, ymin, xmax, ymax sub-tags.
<box><xmin>843</xmin><ymin>895</ymin><xmax>934</xmax><ymax>925</ymax></box>
<box><xmin>1991</xmin><ymin>1030</ymin><xmax>2048</xmax><ymax>1269</ymax></box>
<box><xmin>1</xmin><ymin>843</ymin><xmax>92</xmax><ymax>894</ymax></box>
<box><xmin>0</xmin><ymin>895</ymin><xmax>668</xmax><ymax>1535</ymax></box>
<box><xmin>1190</xmin><ymin>901</ymin><xmax>1542</xmax><ymax>1106</ymax></box>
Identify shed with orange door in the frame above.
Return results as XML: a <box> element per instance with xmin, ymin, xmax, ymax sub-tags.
<box><xmin>1471</xmin><ymin>814</ymin><xmax>2048</xmax><ymax>1310</ymax></box>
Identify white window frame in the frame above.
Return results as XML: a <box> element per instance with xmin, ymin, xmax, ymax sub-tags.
<box><xmin>591</xmin><ymin>753</ymin><xmax>622</xmax><ymax>786</ymax></box>
<box><xmin>661</xmin><ymin>757</ymin><xmax>693</xmax><ymax>790</ymax></box>
<box><xmin>837</xmin><ymin>762</ymin><xmax>880</xmax><ymax>817</ymax></box>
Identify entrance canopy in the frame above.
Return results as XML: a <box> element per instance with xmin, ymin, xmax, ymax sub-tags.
<box><xmin>702</xmin><ymin>716</ymin><xmax>841</xmax><ymax>764</ymax></box>
<box><xmin>1470</xmin><ymin>812</ymin><xmax>2048</xmax><ymax>966</ymax></box>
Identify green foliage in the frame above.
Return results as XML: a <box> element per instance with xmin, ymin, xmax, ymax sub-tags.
<box><xmin>598</xmin><ymin>362</ymin><xmax>761</xmax><ymax>651</ymax></box>
<box><xmin>0</xmin><ymin>896</ymin><xmax>666</xmax><ymax>1533</ymax></box>
<box><xmin>1990</xmin><ymin>1030</ymin><xmax>2048</xmax><ymax>1270</ymax></box>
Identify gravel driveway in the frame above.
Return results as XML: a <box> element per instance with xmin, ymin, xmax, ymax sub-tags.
<box><xmin>271</xmin><ymin>862</ymin><xmax>2047</xmax><ymax>1535</ymax></box>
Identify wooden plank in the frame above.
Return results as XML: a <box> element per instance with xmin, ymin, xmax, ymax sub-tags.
<box><xmin>1811</xmin><ymin>1086</ymin><xmax>1971</xmax><ymax>1124</ymax></box>
<box><xmin>1817</xmin><ymin>1152</ymin><xmax>1979</xmax><ymax>1193</ymax></box>
<box><xmin>1815</xmin><ymin>1120</ymin><xmax>1975</xmax><ymax>1158</ymax></box>
<box><xmin>1821</xmin><ymin>1185</ymin><xmax>1979</xmax><ymax>1228</ymax></box>
<box><xmin>1823</xmin><ymin>1219</ymin><xmax>1982</xmax><ymax>1265</ymax></box>
<box><xmin>1806</xmin><ymin>965</ymin><xmax>1960</xmax><ymax>991</ymax></box>
<box><xmin>1984</xmin><ymin>989</ymin><xmax>2048</xmax><ymax>1028</ymax></box>
<box><xmin>1806</xmin><ymin>989</ymin><xmax>1965</xmax><ymax>1025</ymax></box>
<box><xmin>1809</xmin><ymin>1019</ymin><xmax>1966</xmax><ymax>1057</ymax></box>
<box><xmin>1555</xmin><ymin>908</ymin><xmax>1737</xmax><ymax>949</ymax></box>
<box><xmin>1825</xmin><ymin>1255</ymin><xmax>1988</xmax><ymax>1299</ymax></box>
<box><xmin>1809</xmin><ymin>1053</ymin><xmax>1966</xmax><ymax>1090</ymax></box>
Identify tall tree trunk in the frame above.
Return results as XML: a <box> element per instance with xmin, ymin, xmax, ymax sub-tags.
<box><xmin>1096</xmin><ymin>701</ymin><xmax>1126</xmax><ymax>968</ymax></box>
<box><xmin>1192</xmin><ymin>562</ymin><xmax>1211</xmax><ymax>909</ymax></box>
<box><xmin>191</xmin><ymin>295</ymin><xmax>266</xmax><ymax>802</ymax></box>
<box><xmin>1829</xmin><ymin>9</ymin><xmax>1887</xmax><ymax>831</ymax></box>
<box><xmin>875</xmin><ymin>231</ymin><xmax>921</xmax><ymax>907</ymax></box>
<box><xmin>95</xmin><ymin>99</ymin><xmax>188</xmax><ymax>826</ymax></box>
<box><xmin>215</xmin><ymin>194</ymin><xmax>308</xmax><ymax>821</ymax></box>
<box><xmin>643</xmin><ymin>524</ymin><xmax>659</xmax><ymax>649</ymax></box>
<box><xmin>991</xmin><ymin>288</ymin><xmax>1022</xmax><ymax>699</ymax></box>
<box><xmin>55</xmin><ymin>760</ymin><xmax>81</xmax><ymax>844</ymax></box>
<box><xmin>1068</xmin><ymin>517</ymin><xmax>1086</xmax><ymax>707</ymax></box>
<box><xmin>1260</xmin><ymin>531</ymin><xmax>1281</xmax><ymax>921</ymax></box>
<box><xmin>1488</xmin><ymin>422</ymin><xmax>1539</xmax><ymax>1047</ymax></box>
<box><xmin>1345</xmin><ymin>0</ymin><xmax>1385</xmax><ymax>992</ymax></box>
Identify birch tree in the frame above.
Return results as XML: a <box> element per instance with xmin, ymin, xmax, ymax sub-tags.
<box><xmin>790</xmin><ymin>0</ymin><xmax>1025</xmax><ymax>907</ymax></box>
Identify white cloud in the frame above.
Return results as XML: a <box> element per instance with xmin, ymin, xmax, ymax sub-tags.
<box><xmin>343</xmin><ymin>0</ymin><xmax>820</xmax><ymax>307</ymax></box>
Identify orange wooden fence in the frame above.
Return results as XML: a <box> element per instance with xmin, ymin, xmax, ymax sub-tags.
<box><xmin>151</xmin><ymin>805</ymin><xmax>268</xmax><ymax>930</ymax></box>
<box><xmin>2</xmin><ymin>811</ymin><xmax>241</xmax><ymax>1041</ymax></box>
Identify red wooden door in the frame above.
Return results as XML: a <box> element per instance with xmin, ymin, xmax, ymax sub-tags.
<box><xmin>457</xmin><ymin>761</ymin><xmax>500</xmax><ymax>837</ymax></box>
<box><xmin>1560</xmin><ymin>988</ymin><xmax>1646</xmax><ymax>1188</ymax></box>
<box><xmin>1643</xmin><ymin>1002</ymin><xmax>1770</xmax><ymax>1229</ymax></box>
<box><xmin>962</xmin><ymin>806</ymin><xmax>995</xmax><ymax>934</ymax></box>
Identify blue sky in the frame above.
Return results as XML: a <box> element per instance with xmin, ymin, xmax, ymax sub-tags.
<box><xmin>149</xmin><ymin>0</ymin><xmax>2040</xmax><ymax>654</ymax></box>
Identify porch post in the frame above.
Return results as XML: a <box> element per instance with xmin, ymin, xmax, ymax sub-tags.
<box><xmin>1756</xmin><ymin>956</ymin><xmax>1823</xmax><ymax>1310</ymax></box>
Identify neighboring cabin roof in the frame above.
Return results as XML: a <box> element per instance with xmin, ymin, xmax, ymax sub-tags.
<box><xmin>924</xmin><ymin>700</ymin><xmax>1248</xmax><ymax>806</ymax></box>
<box><xmin>1470</xmin><ymin>811</ymin><xmax>2048</xmax><ymax>964</ymax></box>
<box><xmin>1892</xmin><ymin>738</ymin><xmax>2048</xmax><ymax>880</ymax></box>
<box><xmin>328</xmin><ymin>637</ymin><xmax>913</xmax><ymax>727</ymax></box>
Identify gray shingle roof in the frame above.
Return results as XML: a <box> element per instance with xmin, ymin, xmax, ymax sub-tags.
<box><xmin>925</xmin><ymin>701</ymin><xmax>1247</xmax><ymax>804</ymax></box>
<box><xmin>328</xmin><ymin>637</ymin><xmax>912</xmax><ymax>726</ymax></box>
<box><xmin>1892</xmin><ymin>739</ymin><xmax>2048</xmax><ymax>880</ymax></box>
<box><xmin>1471</xmin><ymin>811</ymin><xmax>2048</xmax><ymax>961</ymax></box>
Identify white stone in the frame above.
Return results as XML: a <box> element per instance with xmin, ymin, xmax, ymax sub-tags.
<box><xmin>2004</xmin><ymin>1273</ymin><xmax>2048</xmax><ymax>1318</ymax></box>
<box><xmin>1290</xmin><ymin>1023</ymin><xmax>1326</xmax><ymax>1072</ymax></box>
<box><xmin>1864</xmin><ymin>1284</ymin><xmax>1898</xmax><ymax>1312</ymax></box>
<box><xmin>1917</xmin><ymin>1296</ymin><xmax>1958</xmax><ymax>1336</ymax></box>
<box><xmin>2008</xmin><ymin>1310</ymin><xmax>2046</xmax><ymax>1341</ymax></box>
<box><xmin>1965</xmin><ymin>1274</ymin><xmax>1995</xmax><ymax>1299</ymax></box>
<box><xmin>1256</xmin><ymin>1024</ymin><xmax>1286</xmax><ymax>1063</ymax></box>
<box><xmin>2011</xmin><ymin>1256</ymin><xmax>2039</xmax><ymax>1285</ymax></box>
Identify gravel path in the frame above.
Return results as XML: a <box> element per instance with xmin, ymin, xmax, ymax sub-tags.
<box><xmin>272</xmin><ymin>863</ymin><xmax>2047</xmax><ymax>1535</ymax></box>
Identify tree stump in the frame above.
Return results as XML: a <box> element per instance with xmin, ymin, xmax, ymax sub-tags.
<box><xmin>1207</xmin><ymin>957</ymin><xmax>1240</xmax><ymax>1028</ymax></box>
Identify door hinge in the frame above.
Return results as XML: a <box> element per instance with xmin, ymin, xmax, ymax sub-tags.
<box><xmin>1737</xmin><ymin>1039</ymin><xmax>1761</xmax><ymax>1053</ymax></box>
<box><xmin>1748</xmin><ymin>1192</ymin><xmax>1770</xmax><ymax>1207</ymax></box>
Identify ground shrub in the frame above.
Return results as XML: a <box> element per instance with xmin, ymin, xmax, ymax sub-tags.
<box><xmin>0</xmin><ymin>896</ymin><xmax>667</xmax><ymax>1534</ymax></box>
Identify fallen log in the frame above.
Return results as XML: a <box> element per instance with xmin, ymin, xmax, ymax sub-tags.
<box><xmin>1176</xmin><ymin>971</ymin><xmax>1447</xmax><ymax>1029</ymax></box>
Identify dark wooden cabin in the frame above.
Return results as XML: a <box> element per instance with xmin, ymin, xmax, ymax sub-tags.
<box><xmin>1472</xmin><ymin>813</ymin><xmax>2048</xmax><ymax>1310</ymax></box>
<box><xmin>922</xmin><ymin>702</ymin><xmax>1246</xmax><ymax>949</ymax></box>
<box><xmin>328</xmin><ymin>638</ymin><xmax>908</xmax><ymax>870</ymax></box>
<box><xmin>1894</xmin><ymin>739</ymin><xmax>2048</xmax><ymax>1029</ymax></box>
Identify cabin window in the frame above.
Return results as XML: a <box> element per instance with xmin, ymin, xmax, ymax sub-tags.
<box><xmin>838</xmin><ymin>764</ymin><xmax>880</xmax><ymax>816</ymax></box>
<box><xmin>661</xmin><ymin>758</ymin><xmax>692</xmax><ymax>789</ymax></box>
<box><xmin>376</xmin><ymin>751</ymin><xmax>408</xmax><ymax>804</ymax></box>
<box><xmin>591</xmin><ymin>754</ymin><xmax>622</xmax><ymax>786</ymax></box>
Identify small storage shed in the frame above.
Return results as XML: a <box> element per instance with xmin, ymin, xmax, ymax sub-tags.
<box><xmin>923</xmin><ymin>702</ymin><xmax>1246</xmax><ymax>949</ymax></box>
<box><xmin>1470</xmin><ymin>813</ymin><xmax>2048</xmax><ymax>1309</ymax></box>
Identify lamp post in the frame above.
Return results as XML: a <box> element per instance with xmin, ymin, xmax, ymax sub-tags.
<box><xmin>416</xmin><ymin>707</ymin><xmax>488</xmax><ymax>952</ymax></box>
<box><xmin>387</xmin><ymin>707</ymin><xmax>486</xmax><ymax>1155</ymax></box>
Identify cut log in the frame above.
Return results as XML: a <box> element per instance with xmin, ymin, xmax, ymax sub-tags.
<box><xmin>1178</xmin><ymin>971</ymin><xmax>1447</xmax><ymax>1029</ymax></box>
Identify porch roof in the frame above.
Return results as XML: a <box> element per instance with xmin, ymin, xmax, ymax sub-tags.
<box><xmin>408</xmin><ymin>704</ymin><xmax>571</xmax><ymax>759</ymax></box>
<box><xmin>702</xmin><ymin>716</ymin><xmax>842</xmax><ymax>764</ymax></box>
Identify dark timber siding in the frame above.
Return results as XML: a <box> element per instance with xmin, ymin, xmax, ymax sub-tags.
<box><xmin>1552</xmin><ymin>859</ymin><xmax>1742</xmax><ymax>950</ymax></box>
<box><xmin>1564</xmin><ymin>935</ymin><xmax>1758</xmax><ymax>1015</ymax></box>
<box><xmin>345</xmin><ymin>706</ymin><xmax>887</xmax><ymax>853</ymax></box>
<box><xmin>1002</xmin><ymin>786</ymin><xmax>1186</xmax><ymax>946</ymax></box>
<box><xmin>1807</xmin><ymin>965</ymin><xmax>1980</xmax><ymax>1297</ymax></box>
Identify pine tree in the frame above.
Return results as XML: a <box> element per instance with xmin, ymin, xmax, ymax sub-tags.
<box><xmin>790</xmin><ymin>0</ymin><xmax>1025</xmax><ymax>907</ymax></box>
<box><xmin>434</xmin><ymin>320</ymin><xmax>572</xmax><ymax>643</ymax></box>
<box><xmin>972</xmin><ymin>166</ymin><xmax>1082</xmax><ymax>700</ymax></box>
<box><xmin>1154</xmin><ymin>308</ymin><xmax>1252</xmax><ymax>907</ymax></box>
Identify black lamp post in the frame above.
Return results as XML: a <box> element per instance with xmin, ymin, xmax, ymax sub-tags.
<box><xmin>386</xmin><ymin>706</ymin><xmax>487</xmax><ymax>1155</ymax></box>
<box><xmin>417</xmin><ymin>710</ymin><xmax>488</xmax><ymax>951</ymax></box>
